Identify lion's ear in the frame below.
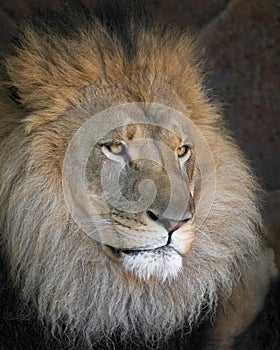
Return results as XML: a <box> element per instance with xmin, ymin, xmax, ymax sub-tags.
<box><xmin>5</xmin><ymin>28</ymin><xmax>98</xmax><ymax>132</ymax></box>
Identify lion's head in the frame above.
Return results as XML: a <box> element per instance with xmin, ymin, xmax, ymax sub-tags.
<box><xmin>63</xmin><ymin>102</ymin><xmax>202</xmax><ymax>282</ymax></box>
<box><xmin>0</xmin><ymin>1</ymin><xmax>276</xmax><ymax>348</ymax></box>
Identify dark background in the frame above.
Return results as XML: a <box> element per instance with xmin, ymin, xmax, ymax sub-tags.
<box><xmin>0</xmin><ymin>1</ymin><xmax>279</xmax><ymax>349</ymax></box>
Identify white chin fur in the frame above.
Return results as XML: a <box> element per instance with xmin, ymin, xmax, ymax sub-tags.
<box><xmin>121</xmin><ymin>247</ymin><xmax>183</xmax><ymax>282</ymax></box>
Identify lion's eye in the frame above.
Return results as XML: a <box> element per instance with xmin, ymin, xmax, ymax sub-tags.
<box><xmin>106</xmin><ymin>143</ymin><xmax>125</xmax><ymax>155</ymax></box>
<box><xmin>177</xmin><ymin>145</ymin><xmax>191</xmax><ymax>160</ymax></box>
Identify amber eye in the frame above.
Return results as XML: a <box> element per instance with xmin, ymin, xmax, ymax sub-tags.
<box><xmin>177</xmin><ymin>145</ymin><xmax>190</xmax><ymax>159</ymax></box>
<box><xmin>106</xmin><ymin>143</ymin><xmax>125</xmax><ymax>155</ymax></box>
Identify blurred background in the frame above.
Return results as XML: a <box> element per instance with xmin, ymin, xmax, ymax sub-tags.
<box><xmin>0</xmin><ymin>0</ymin><xmax>279</xmax><ymax>244</ymax></box>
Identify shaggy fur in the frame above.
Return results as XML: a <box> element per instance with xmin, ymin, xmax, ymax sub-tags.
<box><xmin>0</xmin><ymin>1</ymin><xmax>277</xmax><ymax>349</ymax></box>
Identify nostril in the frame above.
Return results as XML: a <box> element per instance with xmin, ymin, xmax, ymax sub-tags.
<box><xmin>146</xmin><ymin>210</ymin><xmax>159</xmax><ymax>222</ymax></box>
<box><xmin>171</xmin><ymin>218</ymin><xmax>190</xmax><ymax>231</ymax></box>
<box><xmin>166</xmin><ymin>218</ymin><xmax>191</xmax><ymax>245</ymax></box>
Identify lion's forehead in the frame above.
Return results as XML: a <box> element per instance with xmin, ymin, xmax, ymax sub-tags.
<box><xmin>105</xmin><ymin>123</ymin><xmax>186</xmax><ymax>149</ymax></box>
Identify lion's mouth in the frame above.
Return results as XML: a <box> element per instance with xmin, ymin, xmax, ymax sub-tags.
<box><xmin>106</xmin><ymin>244</ymin><xmax>170</xmax><ymax>257</ymax></box>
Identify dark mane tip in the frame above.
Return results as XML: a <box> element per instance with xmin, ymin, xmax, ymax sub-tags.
<box><xmin>25</xmin><ymin>0</ymin><xmax>154</xmax><ymax>58</ymax></box>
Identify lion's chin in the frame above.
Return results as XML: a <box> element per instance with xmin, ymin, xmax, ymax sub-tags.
<box><xmin>111</xmin><ymin>246</ymin><xmax>183</xmax><ymax>282</ymax></box>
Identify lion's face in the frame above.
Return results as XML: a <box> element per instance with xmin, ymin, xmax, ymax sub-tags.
<box><xmin>64</xmin><ymin>103</ymin><xmax>198</xmax><ymax>281</ymax></box>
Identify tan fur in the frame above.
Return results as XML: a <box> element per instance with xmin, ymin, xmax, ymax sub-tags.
<box><xmin>4</xmin><ymin>25</ymin><xmax>217</xmax><ymax>133</ymax></box>
<box><xmin>0</xmin><ymin>11</ymin><xmax>277</xmax><ymax>350</ymax></box>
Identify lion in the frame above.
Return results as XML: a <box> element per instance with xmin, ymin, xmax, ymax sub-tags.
<box><xmin>0</xmin><ymin>1</ymin><xmax>277</xmax><ymax>349</ymax></box>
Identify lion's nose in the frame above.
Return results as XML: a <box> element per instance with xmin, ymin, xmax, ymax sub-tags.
<box><xmin>146</xmin><ymin>210</ymin><xmax>192</xmax><ymax>233</ymax></box>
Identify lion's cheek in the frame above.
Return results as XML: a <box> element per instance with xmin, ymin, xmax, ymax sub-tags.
<box><xmin>170</xmin><ymin>230</ymin><xmax>195</xmax><ymax>255</ymax></box>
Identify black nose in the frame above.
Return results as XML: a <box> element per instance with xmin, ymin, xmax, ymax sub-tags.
<box><xmin>146</xmin><ymin>210</ymin><xmax>192</xmax><ymax>233</ymax></box>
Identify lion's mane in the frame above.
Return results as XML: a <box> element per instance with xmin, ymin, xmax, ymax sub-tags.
<box><xmin>0</xmin><ymin>1</ymin><xmax>276</xmax><ymax>348</ymax></box>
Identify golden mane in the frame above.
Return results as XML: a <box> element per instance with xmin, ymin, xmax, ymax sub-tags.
<box><xmin>4</xmin><ymin>18</ymin><xmax>218</xmax><ymax>132</ymax></box>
